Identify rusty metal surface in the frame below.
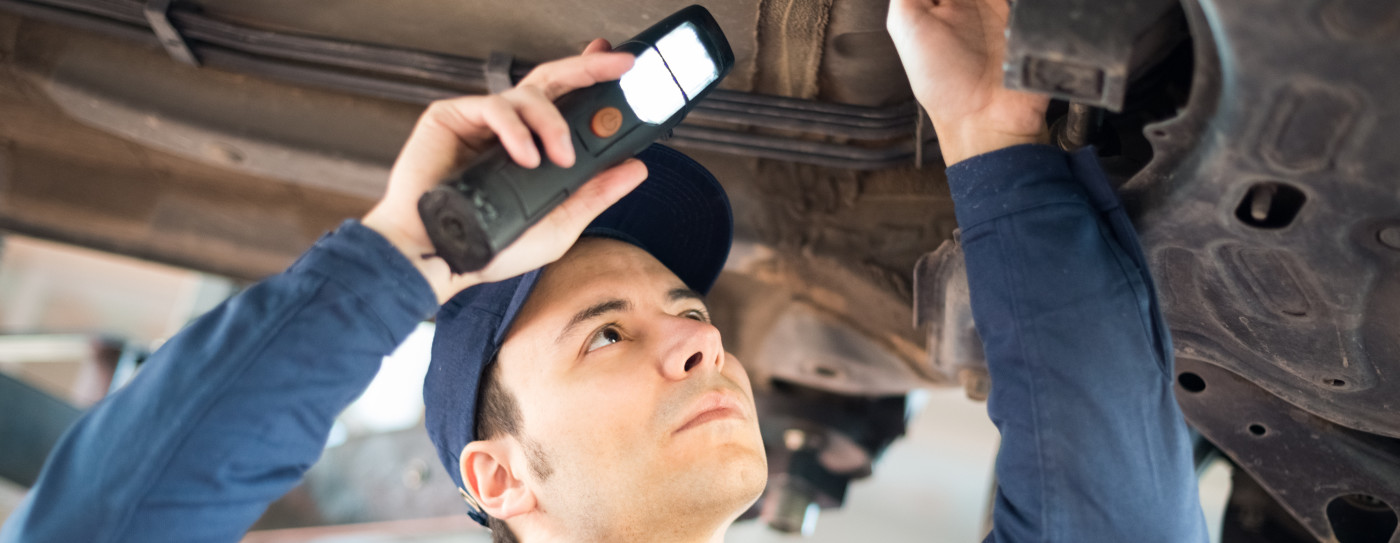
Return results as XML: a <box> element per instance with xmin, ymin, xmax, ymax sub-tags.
<box><xmin>1004</xmin><ymin>0</ymin><xmax>1182</xmax><ymax>111</ymax></box>
<box><xmin>0</xmin><ymin>22</ymin><xmax>375</xmax><ymax>280</ymax></box>
<box><xmin>1129</xmin><ymin>0</ymin><xmax>1400</xmax><ymax>439</ymax></box>
<box><xmin>1175</xmin><ymin>358</ymin><xmax>1400</xmax><ymax>542</ymax></box>
<box><xmin>9</xmin><ymin>18</ymin><xmax>419</xmax><ymax>199</ymax></box>
<box><xmin>912</xmin><ymin>235</ymin><xmax>988</xmax><ymax>401</ymax></box>
<box><xmin>0</xmin><ymin>4</ymin><xmax>949</xmax><ymax>394</ymax></box>
<box><xmin>1120</xmin><ymin>0</ymin><xmax>1400</xmax><ymax>538</ymax></box>
<box><xmin>185</xmin><ymin>0</ymin><xmax>762</xmax><ymax>94</ymax></box>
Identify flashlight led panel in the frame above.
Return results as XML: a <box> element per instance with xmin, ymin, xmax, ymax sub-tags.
<box><xmin>619</xmin><ymin>47</ymin><xmax>687</xmax><ymax>124</ymax></box>
<box><xmin>655</xmin><ymin>22</ymin><xmax>718</xmax><ymax>99</ymax></box>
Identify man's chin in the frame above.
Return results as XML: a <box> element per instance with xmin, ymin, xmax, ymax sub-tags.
<box><xmin>685</xmin><ymin>439</ymin><xmax>768</xmax><ymax>508</ymax></box>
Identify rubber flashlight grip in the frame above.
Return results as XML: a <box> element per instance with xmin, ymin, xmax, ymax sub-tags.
<box><xmin>417</xmin><ymin>83</ymin><xmax>647</xmax><ymax>274</ymax></box>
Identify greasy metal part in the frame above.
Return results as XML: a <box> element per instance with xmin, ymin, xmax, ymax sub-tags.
<box><xmin>686</xmin><ymin>106</ymin><xmax>914</xmax><ymax>140</ymax></box>
<box><xmin>1219</xmin><ymin>464</ymin><xmax>1321</xmax><ymax>543</ymax></box>
<box><xmin>1004</xmin><ymin>0</ymin><xmax>1181</xmax><ymax>111</ymax></box>
<box><xmin>1174</xmin><ymin>358</ymin><xmax>1400</xmax><ymax>542</ymax></box>
<box><xmin>1117</xmin><ymin>0</ymin><xmax>1400</xmax><ymax>535</ymax></box>
<box><xmin>753</xmin><ymin>381</ymin><xmax>908</xmax><ymax>534</ymax></box>
<box><xmin>671</xmin><ymin>125</ymin><xmax>937</xmax><ymax>171</ymax></box>
<box><xmin>195</xmin><ymin>45</ymin><xmax>461</xmax><ymax>106</ymax></box>
<box><xmin>743</xmin><ymin>300</ymin><xmax>930</xmax><ymax>396</ymax></box>
<box><xmin>1052</xmin><ymin>102</ymin><xmax>1097</xmax><ymax>151</ymax></box>
<box><xmin>706</xmin><ymin>89</ymin><xmax>913</xmax><ymax>119</ymax></box>
<box><xmin>707</xmin><ymin>243</ymin><xmax>942</xmax><ymax>396</ymax></box>
<box><xmin>141</xmin><ymin>0</ymin><xmax>194</xmax><ymax>66</ymax></box>
<box><xmin>914</xmin><ymin>104</ymin><xmax>927</xmax><ymax>168</ymax></box>
<box><xmin>0</xmin><ymin>372</ymin><xmax>82</xmax><ymax>487</ymax></box>
<box><xmin>1127</xmin><ymin>0</ymin><xmax>1400</xmax><ymax>439</ymax></box>
<box><xmin>912</xmin><ymin>235</ymin><xmax>989</xmax><ymax>401</ymax></box>
<box><xmin>817</xmin><ymin>0</ymin><xmax>913</xmax><ymax>108</ymax></box>
<box><xmin>761</xmin><ymin>456</ymin><xmax>822</xmax><ymax>535</ymax></box>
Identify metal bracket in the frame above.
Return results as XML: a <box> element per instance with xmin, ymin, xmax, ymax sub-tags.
<box><xmin>914</xmin><ymin>104</ymin><xmax>928</xmax><ymax>169</ymax></box>
<box><xmin>485</xmin><ymin>51</ymin><xmax>515</xmax><ymax>94</ymax></box>
<box><xmin>144</xmin><ymin>0</ymin><xmax>199</xmax><ymax>67</ymax></box>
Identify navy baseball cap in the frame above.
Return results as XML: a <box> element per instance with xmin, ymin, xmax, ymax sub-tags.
<box><xmin>422</xmin><ymin>144</ymin><xmax>733</xmax><ymax>525</ymax></box>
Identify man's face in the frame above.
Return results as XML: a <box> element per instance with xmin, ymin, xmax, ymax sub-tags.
<box><xmin>495</xmin><ymin>237</ymin><xmax>767</xmax><ymax>538</ymax></box>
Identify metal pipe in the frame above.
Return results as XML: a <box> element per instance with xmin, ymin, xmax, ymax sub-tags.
<box><xmin>1053</xmin><ymin>102</ymin><xmax>1096</xmax><ymax>150</ymax></box>
<box><xmin>686</xmin><ymin>108</ymin><xmax>913</xmax><ymax>140</ymax></box>
<box><xmin>7</xmin><ymin>0</ymin><xmax>918</xmax><ymax>129</ymax></box>
<box><xmin>0</xmin><ymin>0</ymin><xmax>941</xmax><ymax>170</ymax></box>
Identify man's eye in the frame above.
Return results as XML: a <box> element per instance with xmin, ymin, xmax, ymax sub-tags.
<box><xmin>586</xmin><ymin>325</ymin><xmax>623</xmax><ymax>353</ymax></box>
<box><xmin>684</xmin><ymin>309</ymin><xmax>710</xmax><ymax>322</ymax></box>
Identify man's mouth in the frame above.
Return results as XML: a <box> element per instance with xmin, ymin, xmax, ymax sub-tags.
<box><xmin>674</xmin><ymin>390</ymin><xmax>746</xmax><ymax>434</ymax></box>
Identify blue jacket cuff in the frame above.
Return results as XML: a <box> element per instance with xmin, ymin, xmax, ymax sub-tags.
<box><xmin>945</xmin><ymin>144</ymin><xmax>1092</xmax><ymax>231</ymax></box>
<box><xmin>291</xmin><ymin>219</ymin><xmax>439</xmax><ymax>334</ymax></box>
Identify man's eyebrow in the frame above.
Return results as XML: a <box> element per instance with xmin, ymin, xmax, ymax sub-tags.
<box><xmin>668</xmin><ymin>287</ymin><xmax>704</xmax><ymax>303</ymax></box>
<box><xmin>557</xmin><ymin>298</ymin><xmax>631</xmax><ymax>345</ymax></box>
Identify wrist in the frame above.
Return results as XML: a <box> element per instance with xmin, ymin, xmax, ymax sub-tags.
<box><xmin>362</xmin><ymin>207</ymin><xmax>481</xmax><ymax>305</ymax></box>
<box><xmin>935</xmin><ymin>123</ymin><xmax>1050</xmax><ymax>166</ymax></box>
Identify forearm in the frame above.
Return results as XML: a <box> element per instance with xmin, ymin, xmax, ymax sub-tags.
<box><xmin>1</xmin><ymin>221</ymin><xmax>437</xmax><ymax>543</ymax></box>
<box><xmin>949</xmin><ymin>145</ymin><xmax>1207</xmax><ymax>542</ymax></box>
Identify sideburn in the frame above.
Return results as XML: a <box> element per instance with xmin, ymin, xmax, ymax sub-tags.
<box><xmin>523</xmin><ymin>436</ymin><xmax>553</xmax><ymax>482</ymax></box>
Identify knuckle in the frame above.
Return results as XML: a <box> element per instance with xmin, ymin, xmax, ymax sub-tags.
<box><xmin>483</xmin><ymin>94</ymin><xmax>510</xmax><ymax>111</ymax></box>
<box><xmin>544</xmin><ymin>123</ymin><xmax>569</xmax><ymax>142</ymax></box>
<box><xmin>423</xmin><ymin>99</ymin><xmax>455</xmax><ymax>122</ymax></box>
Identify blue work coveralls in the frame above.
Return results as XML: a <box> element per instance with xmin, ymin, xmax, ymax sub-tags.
<box><xmin>0</xmin><ymin>145</ymin><xmax>1208</xmax><ymax>542</ymax></box>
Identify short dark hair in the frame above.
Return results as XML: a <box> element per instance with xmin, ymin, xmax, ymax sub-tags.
<box><xmin>487</xmin><ymin>515</ymin><xmax>519</xmax><ymax>543</ymax></box>
<box><xmin>475</xmin><ymin>357</ymin><xmax>553</xmax><ymax>481</ymax></box>
<box><xmin>476</xmin><ymin>360</ymin><xmax>523</xmax><ymax>542</ymax></box>
<box><xmin>476</xmin><ymin>358</ymin><xmax>521</xmax><ymax>440</ymax></box>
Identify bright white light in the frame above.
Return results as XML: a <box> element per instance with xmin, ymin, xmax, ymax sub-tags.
<box><xmin>619</xmin><ymin>47</ymin><xmax>687</xmax><ymax>124</ymax></box>
<box><xmin>337</xmin><ymin>322</ymin><xmax>435</xmax><ymax>438</ymax></box>
<box><xmin>655</xmin><ymin>22</ymin><xmax>718</xmax><ymax>98</ymax></box>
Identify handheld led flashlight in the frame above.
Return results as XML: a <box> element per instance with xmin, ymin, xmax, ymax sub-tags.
<box><xmin>418</xmin><ymin>5</ymin><xmax>734</xmax><ymax>273</ymax></box>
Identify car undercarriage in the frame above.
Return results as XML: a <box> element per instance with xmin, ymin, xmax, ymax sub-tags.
<box><xmin>0</xmin><ymin>0</ymin><xmax>1396</xmax><ymax>541</ymax></box>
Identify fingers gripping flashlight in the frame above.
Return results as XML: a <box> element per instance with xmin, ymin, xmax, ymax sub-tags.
<box><xmin>418</xmin><ymin>5</ymin><xmax>734</xmax><ymax>274</ymax></box>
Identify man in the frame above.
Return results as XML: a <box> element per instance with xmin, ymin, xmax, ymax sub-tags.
<box><xmin>1</xmin><ymin>0</ymin><xmax>1208</xmax><ymax>541</ymax></box>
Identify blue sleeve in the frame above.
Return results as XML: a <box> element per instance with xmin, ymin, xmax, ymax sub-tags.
<box><xmin>0</xmin><ymin>220</ymin><xmax>439</xmax><ymax>543</ymax></box>
<box><xmin>946</xmin><ymin>145</ymin><xmax>1208</xmax><ymax>543</ymax></box>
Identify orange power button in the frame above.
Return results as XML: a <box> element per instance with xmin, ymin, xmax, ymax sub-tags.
<box><xmin>590</xmin><ymin>106</ymin><xmax>623</xmax><ymax>138</ymax></box>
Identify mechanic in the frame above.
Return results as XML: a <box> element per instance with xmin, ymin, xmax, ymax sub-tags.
<box><xmin>1</xmin><ymin>0</ymin><xmax>1209</xmax><ymax>541</ymax></box>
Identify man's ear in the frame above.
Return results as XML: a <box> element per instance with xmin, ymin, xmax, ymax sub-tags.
<box><xmin>460</xmin><ymin>439</ymin><xmax>537</xmax><ymax>520</ymax></box>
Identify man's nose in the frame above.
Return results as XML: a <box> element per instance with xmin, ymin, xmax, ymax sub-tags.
<box><xmin>655</xmin><ymin>315</ymin><xmax>724</xmax><ymax>381</ymax></box>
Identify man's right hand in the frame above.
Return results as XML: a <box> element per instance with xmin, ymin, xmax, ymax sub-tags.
<box><xmin>887</xmin><ymin>0</ymin><xmax>1051</xmax><ymax>166</ymax></box>
<box><xmin>363</xmin><ymin>39</ymin><xmax>648</xmax><ymax>304</ymax></box>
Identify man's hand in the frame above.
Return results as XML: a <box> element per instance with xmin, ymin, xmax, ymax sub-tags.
<box><xmin>363</xmin><ymin>39</ymin><xmax>647</xmax><ymax>304</ymax></box>
<box><xmin>887</xmin><ymin>0</ymin><xmax>1050</xmax><ymax>165</ymax></box>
